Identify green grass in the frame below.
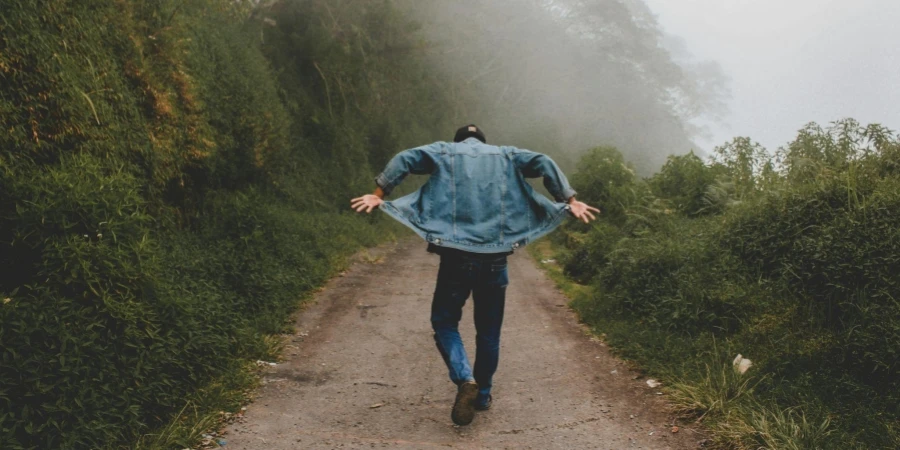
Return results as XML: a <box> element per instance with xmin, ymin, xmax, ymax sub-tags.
<box><xmin>133</xmin><ymin>362</ymin><xmax>258</xmax><ymax>450</ymax></box>
<box><xmin>0</xmin><ymin>1</ymin><xmax>446</xmax><ymax>448</ymax></box>
<box><xmin>528</xmin><ymin>239</ymin><xmax>591</xmax><ymax>300</ymax></box>
<box><xmin>534</xmin><ymin>237</ymin><xmax>844</xmax><ymax>449</ymax></box>
<box><xmin>538</xmin><ymin>127</ymin><xmax>900</xmax><ymax>449</ymax></box>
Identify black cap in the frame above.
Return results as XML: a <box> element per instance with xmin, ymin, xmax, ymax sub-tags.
<box><xmin>453</xmin><ymin>124</ymin><xmax>486</xmax><ymax>143</ymax></box>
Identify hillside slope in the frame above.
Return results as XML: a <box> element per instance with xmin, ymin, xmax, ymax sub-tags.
<box><xmin>0</xmin><ymin>1</ymin><xmax>452</xmax><ymax>448</ymax></box>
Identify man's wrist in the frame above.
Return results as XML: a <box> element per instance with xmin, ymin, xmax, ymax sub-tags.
<box><xmin>374</xmin><ymin>186</ymin><xmax>385</xmax><ymax>199</ymax></box>
<box><xmin>567</xmin><ymin>196</ymin><xmax>576</xmax><ymax>204</ymax></box>
<box><xmin>374</xmin><ymin>173</ymin><xmax>392</xmax><ymax>196</ymax></box>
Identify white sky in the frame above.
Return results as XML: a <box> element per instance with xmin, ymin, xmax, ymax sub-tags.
<box><xmin>641</xmin><ymin>0</ymin><xmax>900</xmax><ymax>151</ymax></box>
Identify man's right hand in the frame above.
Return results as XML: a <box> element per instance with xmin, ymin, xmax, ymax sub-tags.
<box><xmin>567</xmin><ymin>199</ymin><xmax>600</xmax><ymax>224</ymax></box>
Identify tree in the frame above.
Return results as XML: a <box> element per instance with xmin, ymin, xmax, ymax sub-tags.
<box><xmin>397</xmin><ymin>0</ymin><xmax>729</xmax><ymax>172</ymax></box>
<box><xmin>712</xmin><ymin>137</ymin><xmax>770</xmax><ymax>199</ymax></box>
<box><xmin>650</xmin><ymin>151</ymin><xmax>723</xmax><ymax>215</ymax></box>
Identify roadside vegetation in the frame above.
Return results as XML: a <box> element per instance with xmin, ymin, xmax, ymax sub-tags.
<box><xmin>6</xmin><ymin>0</ymin><xmax>885</xmax><ymax>449</ymax></box>
<box><xmin>540</xmin><ymin>119</ymin><xmax>900</xmax><ymax>449</ymax></box>
<box><xmin>0</xmin><ymin>1</ymin><xmax>454</xmax><ymax>448</ymax></box>
<box><xmin>2</xmin><ymin>0</ymin><xmax>723</xmax><ymax>445</ymax></box>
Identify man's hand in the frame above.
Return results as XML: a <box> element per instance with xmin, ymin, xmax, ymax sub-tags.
<box><xmin>351</xmin><ymin>194</ymin><xmax>384</xmax><ymax>214</ymax></box>
<box><xmin>567</xmin><ymin>198</ymin><xmax>600</xmax><ymax>224</ymax></box>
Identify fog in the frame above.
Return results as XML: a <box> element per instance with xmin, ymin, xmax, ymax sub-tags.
<box><xmin>624</xmin><ymin>0</ymin><xmax>900</xmax><ymax>151</ymax></box>
<box><xmin>399</xmin><ymin>0</ymin><xmax>729</xmax><ymax>173</ymax></box>
<box><xmin>395</xmin><ymin>0</ymin><xmax>898</xmax><ymax>172</ymax></box>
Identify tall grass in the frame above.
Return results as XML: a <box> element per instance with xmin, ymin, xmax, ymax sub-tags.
<box><xmin>547</xmin><ymin>122</ymin><xmax>900</xmax><ymax>449</ymax></box>
<box><xmin>0</xmin><ymin>1</ymin><xmax>449</xmax><ymax>448</ymax></box>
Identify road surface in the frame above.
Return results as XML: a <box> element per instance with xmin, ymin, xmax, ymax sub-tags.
<box><xmin>224</xmin><ymin>239</ymin><xmax>699</xmax><ymax>449</ymax></box>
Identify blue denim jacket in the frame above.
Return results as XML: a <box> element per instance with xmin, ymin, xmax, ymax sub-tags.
<box><xmin>375</xmin><ymin>138</ymin><xmax>576</xmax><ymax>254</ymax></box>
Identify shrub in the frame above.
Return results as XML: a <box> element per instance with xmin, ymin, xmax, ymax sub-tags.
<box><xmin>0</xmin><ymin>0</ymin><xmax>441</xmax><ymax>447</ymax></box>
<box><xmin>553</xmin><ymin>121</ymin><xmax>900</xmax><ymax>448</ymax></box>
<box><xmin>595</xmin><ymin>216</ymin><xmax>748</xmax><ymax>334</ymax></box>
<box><xmin>0</xmin><ymin>153</ymin><xmax>161</xmax><ymax>448</ymax></box>
<box><xmin>722</xmin><ymin>175</ymin><xmax>900</xmax><ymax>392</ymax></box>
<box><xmin>570</xmin><ymin>146</ymin><xmax>641</xmax><ymax>225</ymax></box>
<box><xmin>649</xmin><ymin>151</ymin><xmax>724</xmax><ymax>216</ymax></box>
<box><xmin>560</xmin><ymin>222</ymin><xmax>624</xmax><ymax>284</ymax></box>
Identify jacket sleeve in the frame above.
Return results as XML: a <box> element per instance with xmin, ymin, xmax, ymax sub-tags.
<box><xmin>509</xmin><ymin>148</ymin><xmax>577</xmax><ymax>202</ymax></box>
<box><xmin>374</xmin><ymin>142</ymin><xmax>441</xmax><ymax>196</ymax></box>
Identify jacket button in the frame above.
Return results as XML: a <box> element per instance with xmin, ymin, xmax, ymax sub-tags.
<box><xmin>512</xmin><ymin>243</ymin><xmax>519</xmax><ymax>249</ymax></box>
<box><xmin>434</xmin><ymin>239</ymin><xmax>442</xmax><ymax>245</ymax></box>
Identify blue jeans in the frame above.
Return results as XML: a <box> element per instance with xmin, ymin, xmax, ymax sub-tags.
<box><xmin>431</xmin><ymin>252</ymin><xmax>508</xmax><ymax>401</ymax></box>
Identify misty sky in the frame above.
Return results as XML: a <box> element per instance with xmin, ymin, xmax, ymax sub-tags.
<box><xmin>642</xmin><ymin>0</ymin><xmax>900</xmax><ymax>152</ymax></box>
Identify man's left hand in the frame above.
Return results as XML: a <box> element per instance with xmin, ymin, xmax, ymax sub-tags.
<box><xmin>351</xmin><ymin>194</ymin><xmax>384</xmax><ymax>214</ymax></box>
<box><xmin>568</xmin><ymin>199</ymin><xmax>600</xmax><ymax>224</ymax></box>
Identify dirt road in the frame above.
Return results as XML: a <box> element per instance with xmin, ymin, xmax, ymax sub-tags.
<box><xmin>224</xmin><ymin>239</ymin><xmax>699</xmax><ymax>449</ymax></box>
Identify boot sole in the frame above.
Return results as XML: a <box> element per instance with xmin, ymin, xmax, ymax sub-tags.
<box><xmin>451</xmin><ymin>382</ymin><xmax>478</xmax><ymax>426</ymax></box>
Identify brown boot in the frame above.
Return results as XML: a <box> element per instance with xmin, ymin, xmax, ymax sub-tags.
<box><xmin>451</xmin><ymin>381</ymin><xmax>478</xmax><ymax>426</ymax></box>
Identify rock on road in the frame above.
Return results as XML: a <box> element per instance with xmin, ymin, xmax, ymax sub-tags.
<box><xmin>225</xmin><ymin>239</ymin><xmax>698</xmax><ymax>449</ymax></box>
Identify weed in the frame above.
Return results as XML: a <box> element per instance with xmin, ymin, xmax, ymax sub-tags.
<box><xmin>746</xmin><ymin>405</ymin><xmax>833</xmax><ymax>450</ymax></box>
<box><xmin>668</xmin><ymin>363</ymin><xmax>765</xmax><ymax>422</ymax></box>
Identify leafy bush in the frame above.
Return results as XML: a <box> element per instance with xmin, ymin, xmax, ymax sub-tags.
<box><xmin>723</xmin><ymin>175</ymin><xmax>900</xmax><ymax>391</ymax></box>
<box><xmin>0</xmin><ymin>0</ymin><xmax>445</xmax><ymax>448</ymax></box>
<box><xmin>594</xmin><ymin>216</ymin><xmax>750</xmax><ymax>334</ymax></box>
<box><xmin>560</xmin><ymin>222</ymin><xmax>624</xmax><ymax>284</ymax></box>
<box><xmin>551</xmin><ymin>120</ymin><xmax>900</xmax><ymax>448</ymax></box>
<box><xmin>649</xmin><ymin>151</ymin><xmax>724</xmax><ymax>216</ymax></box>
<box><xmin>711</xmin><ymin>137</ymin><xmax>773</xmax><ymax>199</ymax></box>
<box><xmin>1</xmin><ymin>154</ymin><xmax>159</xmax><ymax>448</ymax></box>
<box><xmin>569</xmin><ymin>146</ymin><xmax>642</xmax><ymax>225</ymax></box>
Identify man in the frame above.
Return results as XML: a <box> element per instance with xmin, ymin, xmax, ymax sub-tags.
<box><xmin>351</xmin><ymin>125</ymin><xmax>599</xmax><ymax>426</ymax></box>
